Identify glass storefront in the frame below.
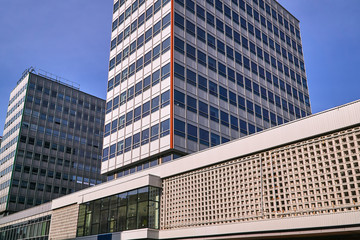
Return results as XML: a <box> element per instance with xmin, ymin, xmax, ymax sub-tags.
<box><xmin>0</xmin><ymin>215</ymin><xmax>51</xmax><ymax>240</ymax></box>
<box><xmin>76</xmin><ymin>186</ymin><xmax>160</xmax><ymax>237</ymax></box>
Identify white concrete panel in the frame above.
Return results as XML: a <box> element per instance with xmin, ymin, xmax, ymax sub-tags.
<box><xmin>132</xmin><ymin>148</ymin><xmax>140</xmax><ymax>161</ymax></box>
<box><xmin>161</xmin><ymin>77</ymin><xmax>170</xmax><ymax>89</ymax></box>
<box><xmin>143</xmin><ymin>88</ymin><xmax>151</xmax><ymax>101</ymax></box>
<box><xmin>124</xmin><ymin>152</ymin><xmax>131</xmax><ymax>163</ymax></box>
<box><xmin>150</xmin><ymin>140</ymin><xmax>160</xmax><ymax>153</ymax></box>
<box><xmin>160</xmin><ymin>106</ymin><xmax>170</xmax><ymax>119</ymax></box>
<box><xmin>160</xmin><ymin>135</ymin><xmax>170</xmax><ymax>149</ymax></box>
<box><xmin>103</xmin><ymin>136</ymin><xmax>110</xmax><ymax>146</ymax></box>
<box><xmin>101</xmin><ymin>161</ymin><xmax>108</xmax><ymax>173</ymax></box>
<box><xmin>127</xmin><ymin>99</ymin><xmax>133</xmax><ymax>109</ymax></box>
<box><xmin>142</xmin><ymin>115</ymin><xmax>150</xmax><ymax>126</ymax></box>
<box><xmin>133</xmin><ymin>120</ymin><xmax>141</xmax><ymax>132</ymax></box>
<box><xmin>108</xmin><ymin>158</ymin><xmax>115</xmax><ymax>169</ymax></box>
<box><xmin>152</xmin><ymin>83</ymin><xmax>160</xmax><ymax>96</ymax></box>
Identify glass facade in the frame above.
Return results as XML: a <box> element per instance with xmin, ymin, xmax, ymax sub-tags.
<box><xmin>0</xmin><ymin>215</ymin><xmax>51</xmax><ymax>240</ymax></box>
<box><xmin>76</xmin><ymin>186</ymin><xmax>160</xmax><ymax>237</ymax></box>
<box><xmin>0</xmin><ymin>70</ymin><xmax>106</xmax><ymax>214</ymax></box>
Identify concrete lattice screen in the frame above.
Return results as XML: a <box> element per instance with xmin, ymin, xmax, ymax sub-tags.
<box><xmin>161</xmin><ymin>126</ymin><xmax>360</xmax><ymax>229</ymax></box>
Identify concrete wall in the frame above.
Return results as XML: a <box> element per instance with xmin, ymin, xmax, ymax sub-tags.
<box><xmin>49</xmin><ymin>204</ymin><xmax>79</xmax><ymax>240</ymax></box>
<box><xmin>161</xmin><ymin>125</ymin><xmax>360</xmax><ymax>231</ymax></box>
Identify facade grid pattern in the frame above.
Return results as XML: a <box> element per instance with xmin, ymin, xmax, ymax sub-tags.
<box><xmin>102</xmin><ymin>0</ymin><xmax>312</xmax><ymax>177</ymax></box>
<box><xmin>161</xmin><ymin>126</ymin><xmax>360</xmax><ymax>229</ymax></box>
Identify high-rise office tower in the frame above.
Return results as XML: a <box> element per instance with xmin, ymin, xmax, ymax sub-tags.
<box><xmin>103</xmin><ymin>0</ymin><xmax>311</xmax><ymax>179</ymax></box>
<box><xmin>0</xmin><ymin>68</ymin><xmax>106</xmax><ymax>215</ymax></box>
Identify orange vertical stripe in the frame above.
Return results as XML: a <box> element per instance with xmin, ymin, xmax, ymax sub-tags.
<box><xmin>170</xmin><ymin>0</ymin><xmax>174</xmax><ymax>149</ymax></box>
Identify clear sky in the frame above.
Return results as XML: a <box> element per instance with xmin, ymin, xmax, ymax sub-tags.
<box><xmin>0</xmin><ymin>0</ymin><xmax>359</xmax><ymax>136</ymax></box>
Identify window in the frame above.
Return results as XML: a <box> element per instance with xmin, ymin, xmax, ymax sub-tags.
<box><xmin>207</xmin><ymin>33</ymin><xmax>216</xmax><ymax>49</ymax></box>
<box><xmin>141</xmin><ymin>129</ymin><xmax>149</xmax><ymax>145</ymax></box>
<box><xmin>161</xmin><ymin>63</ymin><xmax>170</xmax><ymax>80</ymax></box>
<box><xmin>216</xmin><ymin>18</ymin><xmax>224</xmax><ymax>32</ymax></box>
<box><xmin>186</xmin><ymin>20</ymin><xmax>195</xmax><ymax>36</ymax></box>
<box><xmin>197</xmin><ymin>5</ymin><xmax>205</xmax><ymax>20</ymax></box>
<box><xmin>229</xmin><ymin>91</ymin><xmax>236</xmax><ymax>106</ymax></box>
<box><xmin>187</xmin><ymin>95</ymin><xmax>197</xmax><ymax>113</ymax></box>
<box><xmin>146</xmin><ymin>6</ymin><xmax>153</xmax><ymax>20</ymax></box>
<box><xmin>207</xmin><ymin>12</ymin><xmax>215</xmax><ymax>26</ymax></box>
<box><xmin>154</xmin><ymin>0</ymin><xmax>161</xmax><ymax>13</ymax></box>
<box><xmin>199</xmin><ymin>100</ymin><xmax>208</xmax><ymax>118</ymax></box>
<box><xmin>220</xmin><ymin>111</ymin><xmax>229</xmax><ymax>127</ymax></box>
<box><xmin>197</xmin><ymin>27</ymin><xmax>206</xmax><ymax>43</ymax></box>
<box><xmin>161</xmin><ymin>90</ymin><xmax>170</xmax><ymax>108</ymax></box>
<box><xmin>153</xmin><ymin>21</ymin><xmax>161</xmax><ymax>36</ymax></box>
<box><xmin>235</xmin><ymin>51</ymin><xmax>242</xmax><ymax>65</ymax></box>
<box><xmin>134</xmin><ymin>106</ymin><xmax>142</xmax><ymax>122</ymax></box>
<box><xmin>186</xmin><ymin>44</ymin><xmax>196</xmax><ymax>60</ymax></box>
<box><xmin>144</xmin><ymin>51</ymin><xmax>151</xmax><ymax>66</ymax></box>
<box><xmin>210</xmin><ymin>106</ymin><xmax>219</xmax><ymax>122</ymax></box>
<box><xmin>174</xmin><ymin>62</ymin><xmax>185</xmax><ymax>80</ymax></box>
<box><xmin>126</xmin><ymin>110</ymin><xmax>133</xmax><ymax>126</ymax></box>
<box><xmin>162</xmin><ymin>13</ymin><xmax>171</xmax><ymax>29</ymax></box>
<box><xmin>162</xmin><ymin>37</ymin><xmax>170</xmax><ymax>53</ymax></box>
<box><xmin>151</xmin><ymin>96</ymin><xmax>159</xmax><ymax>113</ymax></box>
<box><xmin>233</xmin><ymin>10</ymin><xmax>239</xmax><ymax>24</ymax></box>
<box><xmin>199</xmin><ymin>128</ymin><xmax>209</xmax><ymax>146</ymax></box>
<box><xmin>133</xmin><ymin>133</ymin><xmax>140</xmax><ymax>149</ymax></box>
<box><xmin>234</xmin><ymin>31</ymin><xmax>241</xmax><ymax>44</ymax></box>
<box><xmin>219</xmin><ymin>86</ymin><xmax>228</xmax><ymax>102</ymax></box>
<box><xmin>186</xmin><ymin>0</ymin><xmax>195</xmax><ymax>13</ymax></box>
<box><xmin>151</xmin><ymin>124</ymin><xmax>159</xmax><ymax>141</ymax></box>
<box><xmin>187</xmin><ymin>124</ymin><xmax>197</xmax><ymax>142</ymax></box>
<box><xmin>174</xmin><ymin>90</ymin><xmax>185</xmax><ymax>108</ymax></box>
<box><xmin>226</xmin><ymin>46</ymin><xmax>234</xmax><ymax>60</ymax></box>
<box><xmin>175</xmin><ymin>37</ymin><xmax>184</xmax><ymax>54</ymax></box>
<box><xmin>230</xmin><ymin>115</ymin><xmax>238</xmax><ymax>130</ymax></box>
<box><xmin>224</xmin><ymin>5</ymin><xmax>231</xmax><ymax>19</ymax></box>
<box><xmin>197</xmin><ymin>50</ymin><xmax>206</xmax><ymax>66</ymax></box>
<box><xmin>209</xmin><ymin>81</ymin><xmax>218</xmax><ymax>96</ymax></box>
<box><xmin>152</xmin><ymin>44</ymin><xmax>161</xmax><ymax>60</ymax></box>
<box><xmin>145</xmin><ymin>28</ymin><xmax>152</xmax><ymax>43</ymax></box>
<box><xmin>208</xmin><ymin>56</ymin><xmax>216</xmax><ymax>72</ymax></box>
<box><xmin>142</xmin><ymin>101</ymin><xmax>150</xmax><ymax>117</ymax></box>
<box><xmin>246</xmin><ymin>100</ymin><xmax>254</xmax><ymax>114</ymax></box>
<box><xmin>187</xmin><ymin>69</ymin><xmax>196</xmax><ymax>86</ymax></box>
<box><xmin>151</xmin><ymin>70</ymin><xmax>160</xmax><ymax>87</ymax></box>
<box><xmin>217</xmin><ymin>39</ymin><xmax>225</xmax><ymax>55</ymax></box>
<box><xmin>138</xmin><ymin>13</ymin><xmax>145</xmax><ymax>27</ymax></box>
<box><xmin>197</xmin><ymin>75</ymin><xmax>207</xmax><ymax>92</ymax></box>
<box><xmin>174</xmin><ymin>119</ymin><xmax>185</xmax><ymax>137</ymax></box>
<box><xmin>211</xmin><ymin>133</ymin><xmax>220</xmax><ymax>146</ymax></box>
<box><xmin>160</xmin><ymin>119</ymin><xmax>170</xmax><ymax>137</ymax></box>
<box><xmin>175</xmin><ymin>13</ymin><xmax>184</xmax><ymax>29</ymax></box>
<box><xmin>136</xmin><ymin>57</ymin><xmax>143</xmax><ymax>71</ymax></box>
<box><xmin>125</xmin><ymin>136</ymin><xmax>132</xmax><ymax>152</ymax></box>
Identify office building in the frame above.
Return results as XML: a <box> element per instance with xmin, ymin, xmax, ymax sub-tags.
<box><xmin>0</xmin><ymin>100</ymin><xmax>359</xmax><ymax>240</ymax></box>
<box><xmin>0</xmin><ymin>68</ymin><xmax>106</xmax><ymax>215</ymax></box>
<box><xmin>103</xmin><ymin>0</ymin><xmax>311</xmax><ymax>179</ymax></box>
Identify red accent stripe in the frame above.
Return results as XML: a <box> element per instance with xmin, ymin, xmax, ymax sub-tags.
<box><xmin>170</xmin><ymin>0</ymin><xmax>174</xmax><ymax>149</ymax></box>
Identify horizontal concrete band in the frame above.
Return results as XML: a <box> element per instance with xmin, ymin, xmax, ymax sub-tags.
<box><xmin>159</xmin><ymin>211</ymin><xmax>360</xmax><ymax>239</ymax></box>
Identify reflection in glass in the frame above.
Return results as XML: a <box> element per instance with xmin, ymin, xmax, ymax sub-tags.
<box><xmin>77</xmin><ymin>186</ymin><xmax>160</xmax><ymax>237</ymax></box>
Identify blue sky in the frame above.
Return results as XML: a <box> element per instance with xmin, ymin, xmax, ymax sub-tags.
<box><xmin>0</xmin><ymin>0</ymin><xmax>359</xmax><ymax>135</ymax></box>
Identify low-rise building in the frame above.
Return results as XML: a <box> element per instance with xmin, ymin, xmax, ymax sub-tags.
<box><xmin>1</xmin><ymin>100</ymin><xmax>360</xmax><ymax>239</ymax></box>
